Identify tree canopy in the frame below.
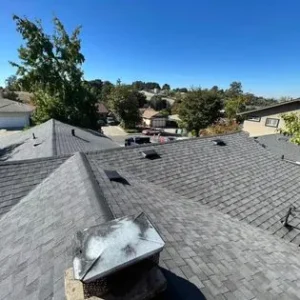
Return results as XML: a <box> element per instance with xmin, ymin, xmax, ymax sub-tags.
<box><xmin>280</xmin><ymin>113</ymin><xmax>300</xmax><ymax>145</ymax></box>
<box><xmin>10</xmin><ymin>15</ymin><xmax>98</xmax><ymax>128</ymax></box>
<box><xmin>149</xmin><ymin>95</ymin><xmax>170</xmax><ymax>111</ymax></box>
<box><xmin>108</xmin><ymin>83</ymin><xmax>141</xmax><ymax>128</ymax></box>
<box><xmin>178</xmin><ymin>88</ymin><xmax>222</xmax><ymax>136</ymax></box>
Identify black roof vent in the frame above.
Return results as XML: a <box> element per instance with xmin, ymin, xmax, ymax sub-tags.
<box><xmin>104</xmin><ymin>170</ymin><xmax>129</xmax><ymax>185</ymax></box>
<box><xmin>71</xmin><ymin>129</ymin><xmax>75</xmax><ymax>136</ymax></box>
<box><xmin>142</xmin><ymin>149</ymin><xmax>161</xmax><ymax>160</ymax></box>
<box><xmin>32</xmin><ymin>133</ymin><xmax>36</xmax><ymax>139</ymax></box>
<box><xmin>212</xmin><ymin>139</ymin><xmax>226</xmax><ymax>146</ymax></box>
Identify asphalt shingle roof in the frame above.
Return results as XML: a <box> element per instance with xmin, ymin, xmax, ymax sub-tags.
<box><xmin>87</xmin><ymin>133</ymin><xmax>300</xmax><ymax>245</ymax></box>
<box><xmin>0</xmin><ymin>156</ymin><xmax>68</xmax><ymax>218</ymax></box>
<box><xmin>0</xmin><ymin>153</ymin><xmax>112</xmax><ymax>300</ymax></box>
<box><xmin>0</xmin><ymin>98</ymin><xmax>33</xmax><ymax>113</ymax></box>
<box><xmin>0</xmin><ymin>119</ymin><xmax>119</xmax><ymax>161</ymax></box>
<box><xmin>2</xmin><ymin>130</ymin><xmax>300</xmax><ymax>299</ymax></box>
<box><xmin>255</xmin><ymin>134</ymin><xmax>300</xmax><ymax>162</ymax></box>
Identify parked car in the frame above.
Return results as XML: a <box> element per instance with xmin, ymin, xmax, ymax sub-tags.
<box><xmin>125</xmin><ymin>136</ymin><xmax>151</xmax><ymax>147</ymax></box>
<box><xmin>142</xmin><ymin>128</ymin><xmax>163</xmax><ymax>135</ymax></box>
<box><xmin>106</xmin><ymin>117</ymin><xmax>119</xmax><ymax>126</ymax></box>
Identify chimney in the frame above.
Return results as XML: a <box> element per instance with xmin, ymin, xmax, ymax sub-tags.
<box><xmin>71</xmin><ymin>129</ymin><xmax>75</xmax><ymax>136</ymax></box>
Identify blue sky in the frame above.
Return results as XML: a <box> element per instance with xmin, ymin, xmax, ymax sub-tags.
<box><xmin>1</xmin><ymin>0</ymin><xmax>300</xmax><ymax>98</ymax></box>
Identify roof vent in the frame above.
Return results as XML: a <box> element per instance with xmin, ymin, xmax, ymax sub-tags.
<box><xmin>71</xmin><ymin>129</ymin><xmax>75</xmax><ymax>136</ymax></box>
<box><xmin>212</xmin><ymin>139</ymin><xmax>226</xmax><ymax>146</ymax></box>
<box><xmin>32</xmin><ymin>133</ymin><xmax>36</xmax><ymax>139</ymax></box>
<box><xmin>141</xmin><ymin>149</ymin><xmax>161</xmax><ymax>160</ymax></box>
<box><xmin>104</xmin><ymin>170</ymin><xmax>129</xmax><ymax>185</ymax></box>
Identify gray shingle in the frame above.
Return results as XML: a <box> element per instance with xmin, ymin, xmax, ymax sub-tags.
<box><xmin>0</xmin><ymin>153</ymin><xmax>112</xmax><ymax>300</ymax></box>
<box><xmin>0</xmin><ymin>119</ymin><xmax>119</xmax><ymax>161</ymax></box>
<box><xmin>86</xmin><ymin>162</ymin><xmax>300</xmax><ymax>300</ymax></box>
<box><xmin>255</xmin><ymin>133</ymin><xmax>300</xmax><ymax>162</ymax></box>
<box><xmin>0</xmin><ymin>98</ymin><xmax>33</xmax><ymax>113</ymax></box>
<box><xmin>87</xmin><ymin>133</ymin><xmax>300</xmax><ymax>245</ymax></box>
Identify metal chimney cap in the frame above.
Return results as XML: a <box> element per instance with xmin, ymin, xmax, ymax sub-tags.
<box><xmin>73</xmin><ymin>212</ymin><xmax>165</xmax><ymax>283</ymax></box>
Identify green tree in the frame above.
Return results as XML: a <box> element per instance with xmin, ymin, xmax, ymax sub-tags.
<box><xmin>5</xmin><ymin>75</ymin><xmax>19</xmax><ymax>91</ymax></box>
<box><xmin>162</xmin><ymin>83</ymin><xmax>170</xmax><ymax>91</ymax></box>
<box><xmin>149</xmin><ymin>95</ymin><xmax>170</xmax><ymax>111</ymax></box>
<box><xmin>108</xmin><ymin>84</ymin><xmax>141</xmax><ymax>128</ymax></box>
<box><xmin>226</xmin><ymin>81</ymin><xmax>243</xmax><ymax>98</ymax></box>
<box><xmin>178</xmin><ymin>88</ymin><xmax>222</xmax><ymax>136</ymax></box>
<box><xmin>132</xmin><ymin>81</ymin><xmax>145</xmax><ymax>90</ymax></box>
<box><xmin>280</xmin><ymin>113</ymin><xmax>300</xmax><ymax>145</ymax></box>
<box><xmin>10</xmin><ymin>15</ymin><xmax>98</xmax><ymax>128</ymax></box>
<box><xmin>225</xmin><ymin>96</ymin><xmax>246</xmax><ymax>119</ymax></box>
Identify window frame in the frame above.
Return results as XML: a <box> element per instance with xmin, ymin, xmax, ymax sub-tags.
<box><xmin>247</xmin><ymin>116</ymin><xmax>261</xmax><ymax>122</ymax></box>
<box><xmin>265</xmin><ymin>118</ymin><xmax>280</xmax><ymax>128</ymax></box>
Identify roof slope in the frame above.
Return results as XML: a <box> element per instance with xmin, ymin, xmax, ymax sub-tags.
<box><xmin>0</xmin><ymin>153</ymin><xmax>112</xmax><ymax>300</ymax></box>
<box><xmin>239</xmin><ymin>98</ymin><xmax>300</xmax><ymax>115</ymax></box>
<box><xmin>88</xmin><ymin>164</ymin><xmax>300</xmax><ymax>299</ymax></box>
<box><xmin>0</xmin><ymin>98</ymin><xmax>33</xmax><ymax>113</ymax></box>
<box><xmin>3</xmin><ymin>133</ymin><xmax>300</xmax><ymax>299</ymax></box>
<box><xmin>142</xmin><ymin>108</ymin><xmax>162</xmax><ymax>119</ymax></box>
<box><xmin>0</xmin><ymin>156</ymin><xmax>68</xmax><ymax>218</ymax></box>
<box><xmin>87</xmin><ymin>133</ymin><xmax>300</xmax><ymax>245</ymax></box>
<box><xmin>0</xmin><ymin>119</ymin><xmax>119</xmax><ymax>161</ymax></box>
<box><xmin>255</xmin><ymin>134</ymin><xmax>300</xmax><ymax>162</ymax></box>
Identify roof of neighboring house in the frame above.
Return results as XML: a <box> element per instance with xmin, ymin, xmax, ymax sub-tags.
<box><xmin>168</xmin><ymin>114</ymin><xmax>181</xmax><ymax>122</ymax></box>
<box><xmin>0</xmin><ymin>98</ymin><xmax>33</xmax><ymax>113</ymax></box>
<box><xmin>255</xmin><ymin>133</ymin><xmax>300</xmax><ymax>162</ymax></box>
<box><xmin>140</xmin><ymin>90</ymin><xmax>175</xmax><ymax>105</ymax></box>
<box><xmin>96</xmin><ymin>102</ymin><xmax>109</xmax><ymax>114</ymax></box>
<box><xmin>0</xmin><ymin>119</ymin><xmax>119</xmax><ymax>161</ymax></box>
<box><xmin>239</xmin><ymin>98</ymin><xmax>300</xmax><ymax>115</ymax></box>
<box><xmin>3</xmin><ymin>132</ymin><xmax>300</xmax><ymax>299</ymax></box>
<box><xmin>142</xmin><ymin>108</ymin><xmax>164</xmax><ymax>119</ymax></box>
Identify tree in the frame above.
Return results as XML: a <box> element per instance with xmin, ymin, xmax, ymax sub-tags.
<box><xmin>225</xmin><ymin>96</ymin><xmax>246</xmax><ymax>119</ymax></box>
<box><xmin>280</xmin><ymin>113</ymin><xmax>300</xmax><ymax>145</ymax></box>
<box><xmin>10</xmin><ymin>15</ymin><xmax>98</xmax><ymax>128</ymax></box>
<box><xmin>132</xmin><ymin>81</ymin><xmax>145</xmax><ymax>90</ymax></box>
<box><xmin>226</xmin><ymin>81</ymin><xmax>243</xmax><ymax>98</ymax></box>
<box><xmin>162</xmin><ymin>83</ymin><xmax>170</xmax><ymax>91</ymax></box>
<box><xmin>108</xmin><ymin>84</ymin><xmax>141</xmax><ymax>128</ymax></box>
<box><xmin>144</xmin><ymin>82</ymin><xmax>161</xmax><ymax>91</ymax></box>
<box><xmin>178</xmin><ymin>88</ymin><xmax>222</xmax><ymax>136</ymax></box>
<box><xmin>133</xmin><ymin>90</ymin><xmax>147</xmax><ymax>108</ymax></box>
<box><xmin>149</xmin><ymin>95</ymin><xmax>170</xmax><ymax>111</ymax></box>
<box><xmin>5</xmin><ymin>75</ymin><xmax>19</xmax><ymax>91</ymax></box>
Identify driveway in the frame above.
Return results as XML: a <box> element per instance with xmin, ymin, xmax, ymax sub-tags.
<box><xmin>102</xmin><ymin>125</ymin><xmax>128</xmax><ymax>137</ymax></box>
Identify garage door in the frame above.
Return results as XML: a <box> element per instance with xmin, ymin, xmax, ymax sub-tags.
<box><xmin>0</xmin><ymin>116</ymin><xmax>28</xmax><ymax>129</ymax></box>
<box><xmin>152</xmin><ymin>118</ymin><xmax>166</xmax><ymax>128</ymax></box>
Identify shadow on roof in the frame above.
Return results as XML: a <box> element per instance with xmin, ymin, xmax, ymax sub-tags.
<box><xmin>156</xmin><ymin>268</ymin><xmax>207</xmax><ymax>300</ymax></box>
<box><xmin>0</xmin><ymin>142</ymin><xmax>24</xmax><ymax>161</ymax></box>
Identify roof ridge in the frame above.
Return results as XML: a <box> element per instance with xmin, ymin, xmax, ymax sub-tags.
<box><xmin>76</xmin><ymin>152</ymin><xmax>114</xmax><ymax>220</ymax></box>
<box><xmin>0</xmin><ymin>154</ymin><xmax>71</xmax><ymax>166</ymax></box>
<box><xmin>52</xmin><ymin>119</ymin><xmax>57</xmax><ymax>156</ymax></box>
<box><xmin>85</xmin><ymin>131</ymin><xmax>245</xmax><ymax>156</ymax></box>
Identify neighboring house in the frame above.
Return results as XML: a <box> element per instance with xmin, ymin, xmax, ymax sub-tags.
<box><xmin>0</xmin><ymin>98</ymin><xmax>33</xmax><ymax>129</ymax></box>
<box><xmin>96</xmin><ymin>102</ymin><xmax>109</xmax><ymax>118</ymax></box>
<box><xmin>0</xmin><ymin>118</ymin><xmax>119</xmax><ymax>161</ymax></box>
<box><xmin>142</xmin><ymin>108</ymin><xmax>167</xmax><ymax>128</ymax></box>
<box><xmin>140</xmin><ymin>90</ymin><xmax>175</xmax><ymax>105</ymax></box>
<box><xmin>240</xmin><ymin>98</ymin><xmax>300</xmax><ymax>136</ymax></box>
<box><xmin>3</xmin><ymin>132</ymin><xmax>300</xmax><ymax>298</ymax></box>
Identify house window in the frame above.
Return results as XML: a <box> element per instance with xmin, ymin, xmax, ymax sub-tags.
<box><xmin>265</xmin><ymin>118</ymin><xmax>279</xmax><ymax>128</ymax></box>
<box><xmin>248</xmin><ymin>116</ymin><xmax>261</xmax><ymax>122</ymax></box>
